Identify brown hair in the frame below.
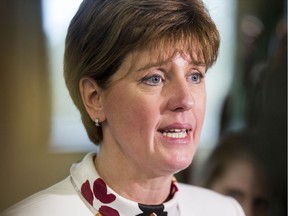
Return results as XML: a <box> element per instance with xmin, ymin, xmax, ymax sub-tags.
<box><xmin>64</xmin><ymin>0</ymin><xmax>220</xmax><ymax>144</ymax></box>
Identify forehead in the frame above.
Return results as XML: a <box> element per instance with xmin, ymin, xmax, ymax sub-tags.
<box><xmin>107</xmin><ymin>38</ymin><xmax>207</xmax><ymax>84</ymax></box>
<box><xmin>125</xmin><ymin>42</ymin><xmax>206</xmax><ymax>71</ymax></box>
<box><xmin>220</xmin><ymin>160</ymin><xmax>269</xmax><ymax>195</ymax></box>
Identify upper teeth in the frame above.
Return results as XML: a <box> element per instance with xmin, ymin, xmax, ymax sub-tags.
<box><xmin>162</xmin><ymin>129</ymin><xmax>188</xmax><ymax>138</ymax></box>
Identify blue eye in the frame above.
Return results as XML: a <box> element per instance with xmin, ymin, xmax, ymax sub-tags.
<box><xmin>142</xmin><ymin>75</ymin><xmax>163</xmax><ymax>86</ymax></box>
<box><xmin>190</xmin><ymin>72</ymin><xmax>202</xmax><ymax>83</ymax></box>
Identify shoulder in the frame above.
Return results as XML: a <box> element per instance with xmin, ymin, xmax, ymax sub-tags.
<box><xmin>2</xmin><ymin>177</ymin><xmax>92</xmax><ymax>216</ymax></box>
<box><xmin>177</xmin><ymin>183</ymin><xmax>245</xmax><ymax>216</ymax></box>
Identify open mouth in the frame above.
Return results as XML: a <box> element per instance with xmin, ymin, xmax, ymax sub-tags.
<box><xmin>159</xmin><ymin>129</ymin><xmax>190</xmax><ymax>138</ymax></box>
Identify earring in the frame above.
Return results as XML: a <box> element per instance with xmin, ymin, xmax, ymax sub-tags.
<box><xmin>95</xmin><ymin>118</ymin><xmax>100</xmax><ymax>127</ymax></box>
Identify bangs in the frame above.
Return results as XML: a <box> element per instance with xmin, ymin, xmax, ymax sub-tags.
<box><xmin>105</xmin><ymin>27</ymin><xmax>219</xmax><ymax>87</ymax></box>
<box><xmin>148</xmin><ymin>35</ymin><xmax>205</xmax><ymax>68</ymax></box>
<box><xmin>136</xmin><ymin>27</ymin><xmax>219</xmax><ymax>70</ymax></box>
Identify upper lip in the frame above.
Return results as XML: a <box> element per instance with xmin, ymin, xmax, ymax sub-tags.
<box><xmin>158</xmin><ymin>123</ymin><xmax>193</xmax><ymax>132</ymax></box>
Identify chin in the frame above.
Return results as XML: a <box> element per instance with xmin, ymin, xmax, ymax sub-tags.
<box><xmin>164</xmin><ymin>154</ymin><xmax>193</xmax><ymax>174</ymax></box>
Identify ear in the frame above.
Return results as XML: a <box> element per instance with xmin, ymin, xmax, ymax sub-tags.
<box><xmin>79</xmin><ymin>77</ymin><xmax>105</xmax><ymax>122</ymax></box>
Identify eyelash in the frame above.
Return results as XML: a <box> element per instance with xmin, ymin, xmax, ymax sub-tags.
<box><xmin>141</xmin><ymin>74</ymin><xmax>164</xmax><ymax>86</ymax></box>
<box><xmin>141</xmin><ymin>71</ymin><xmax>204</xmax><ymax>86</ymax></box>
<box><xmin>189</xmin><ymin>72</ymin><xmax>204</xmax><ymax>84</ymax></box>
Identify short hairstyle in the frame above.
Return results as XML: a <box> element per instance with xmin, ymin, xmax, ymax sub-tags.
<box><xmin>64</xmin><ymin>0</ymin><xmax>220</xmax><ymax>145</ymax></box>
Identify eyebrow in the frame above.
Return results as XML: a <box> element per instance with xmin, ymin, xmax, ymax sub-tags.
<box><xmin>225</xmin><ymin>189</ymin><xmax>245</xmax><ymax>198</ymax></box>
<box><xmin>135</xmin><ymin>59</ymin><xmax>206</xmax><ymax>72</ymax></box>
<box><xmin>135</xmin><ymin>59</ymin><xmax>169</xmax><ymax>72</ymax></box>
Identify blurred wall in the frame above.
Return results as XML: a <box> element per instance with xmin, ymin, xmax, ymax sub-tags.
<box><xmin>221</xmin><ymin>0</ymin><xmax>287</xmax><ymax>215</ymax></box>
<box><xmin>0</xmin><ymin>0</ymin><xmax>85</xmax><ymax>211</ymax></box>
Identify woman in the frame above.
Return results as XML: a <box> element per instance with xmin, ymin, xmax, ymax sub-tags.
<box><xmin>3</xmin><ymin>0</ymin><xmax>245</xmax><ymax>215</ymax></box>
<box><xmin>198</xmin><ymin>132</ymin><xmax>271</xmax><ymax>216</ymax></box>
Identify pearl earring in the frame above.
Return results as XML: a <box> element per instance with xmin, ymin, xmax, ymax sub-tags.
<box><xmin>95</xmin><ymin>118</ymin><xmax>100</xmax><ymax>127</ymax></box>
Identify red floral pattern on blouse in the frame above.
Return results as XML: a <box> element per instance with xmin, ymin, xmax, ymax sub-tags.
<box><xmin>93</xmin><ymin>178</ymin><xmax>116</xmax><ymax>203</ymax></box>
<box><xmin>81</xmin><ymin>178</ymin><xmax>119</xmax><ymax>215</ymax></box>
<box><xmin>81</xmin><ymin>176</ymin><xmax>178</xmax><ymax>216</ymax></box>
<box><xmin>81</xmin><ymin>180</ymin><xmax>94</xmax><ymax>205</ymax></box>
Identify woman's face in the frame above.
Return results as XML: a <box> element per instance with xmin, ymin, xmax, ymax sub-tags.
<box><xmin>100</xmin><ymin>48</ymin><xmax>206</xmax><ymax>177</ymax></box>
<box><xmin>210</xmin><ymin>160</ymin><xmax>270</xmax><ymax>216</ymax></box>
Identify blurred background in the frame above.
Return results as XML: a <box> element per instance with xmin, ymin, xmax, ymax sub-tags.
<box><xmin>0</xmin><ymin>0</ymin><xmax>286</xmax><ymax>215</ymax></box>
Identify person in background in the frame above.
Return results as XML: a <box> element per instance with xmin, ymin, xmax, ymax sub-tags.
<box><xmin>198</xmin><ymin>131</ymin><xmax>271</xmax><ymax>216</ymax></box>
<box><xmin>2</xmin><ymin>0</ymin><xmax>245</xmax><ymax>215</ymax></box>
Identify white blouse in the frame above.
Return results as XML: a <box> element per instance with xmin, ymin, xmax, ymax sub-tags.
<box><xmin>2</xmin><ymin>152</ymin><xmax>245</xmax><ymax>216</ymax></box>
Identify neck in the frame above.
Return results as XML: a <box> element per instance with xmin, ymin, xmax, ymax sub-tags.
<box><xmin>94</xmin><ymin>144</ymin><xmax>173</xmax><ymax>205</ymax></box>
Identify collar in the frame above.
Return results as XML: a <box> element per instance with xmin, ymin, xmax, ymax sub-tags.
<box><xmin>70</xmin><ymin>152</ymin><xmax>180</xmax><ymax>216</ymax></box>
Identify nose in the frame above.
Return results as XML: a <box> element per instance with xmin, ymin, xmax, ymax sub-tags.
<box><xmin>167</xmin><ymin>79</ymin><xmax>194</xmax><ymax>112</ymax></box>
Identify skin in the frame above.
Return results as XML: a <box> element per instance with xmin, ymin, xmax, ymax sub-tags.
<box><xmin>210</xmin><ymin>160</ymin><xmax>270</xmax><ymax>216</ymax></box>
<box><xmin>80</xmin><ymin>47</ymin><xmax>207</xmax><ymax>205</ymax></box>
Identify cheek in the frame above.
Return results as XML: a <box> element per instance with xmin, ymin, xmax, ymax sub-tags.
<box><xmin>127</xmin><ymin>98</ymin><xmax>161</xmax><ymax>133</ymax></box>
<box><xmin>195</xmin><ymin>91</ymin><xmax>206</xmax><ymax>125</ymax></box>
<box><xmin>199</xmin><ymin>97</ymin><xmax>206</xmax><ymax>123</ymax></box>
<box><xmin>103</xmin><ymin>89</ymin><xmax>159</xmax><ymax>133</ymax></box>
<box><xmin>192</xmin><ymin>90</ymin><xmax>206</xmax><ymax>142</ymax></box>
